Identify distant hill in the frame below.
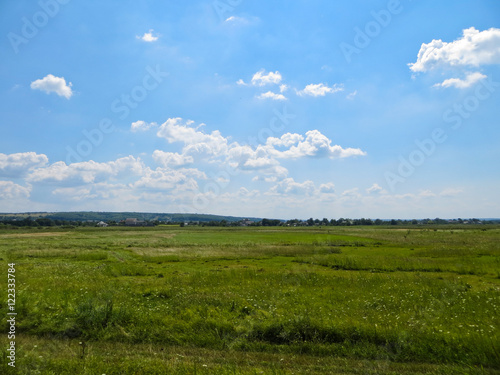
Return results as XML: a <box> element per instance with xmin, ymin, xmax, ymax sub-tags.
<box><xmin>0</xmin><ymin>212</ymin><xmax>262</xmax><ymax>223</ymax></box>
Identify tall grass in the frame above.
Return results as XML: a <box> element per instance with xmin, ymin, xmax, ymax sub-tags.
<box><xmin>1</xmin><ymin>226</ymin><xmax>499</xmax><ymax>373</ymax></box>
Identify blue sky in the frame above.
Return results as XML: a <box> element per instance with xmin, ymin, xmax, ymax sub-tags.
<box><xmin>1</xmin><ymin>0</ymin><xmax>499</xmax><ymax>219</ymax></box>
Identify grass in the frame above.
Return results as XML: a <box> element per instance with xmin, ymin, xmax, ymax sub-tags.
<box><xmin>1</xmin><ymin>225</ymin><xmax>499</xmax><ymax>374</ymax></box>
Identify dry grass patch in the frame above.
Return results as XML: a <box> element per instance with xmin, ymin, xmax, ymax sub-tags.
<box><xmin>0</xmin><ymin>231</ymin><xmax>70</xmax><ymax>238</ymax></box>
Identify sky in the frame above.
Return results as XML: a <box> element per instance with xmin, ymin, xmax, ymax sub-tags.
<box><xmin>0</xmin><ymin>0</ymin><xmax>499</xmax><ymax>219</ymax></box>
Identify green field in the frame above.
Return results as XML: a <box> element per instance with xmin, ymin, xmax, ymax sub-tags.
<box><xmin>1</xmin><ymin>225</ymin><xmax>499</xmax><ymax>374</ymax></box>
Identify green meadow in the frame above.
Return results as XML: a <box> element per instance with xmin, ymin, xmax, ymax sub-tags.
<box><xmin>1</xmin><ymin>225</ymin><xmax>499</xmax><ymax>374</ymax></box>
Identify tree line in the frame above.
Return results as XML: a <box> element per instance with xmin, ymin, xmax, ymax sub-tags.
<box><xmin>0</xmin><ymin>216</ymin><xmax>494</xmax><ymax>229</ymax></box>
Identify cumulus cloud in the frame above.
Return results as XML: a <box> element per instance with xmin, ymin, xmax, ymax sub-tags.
<box><xmin>156</xmin><ymin>118</ymin><xmax>228</xmax><ymax>158</ymax></box>
<box><xmin>269</xmin><ymin>178</ymin><xmax>316</xmax><ymax>196</ymax></box>
<box><xmin>237</xmin><ymin>70</ymin><xmax>282</xmax><ymax>86</ymax></box>
<box><xmin>237</xmin><ymin>71</ymin><xmax>347</xmax><ymax>101</ymax></box>
<box><xmin>0</xmin><ymin>152</ymin><xmax>48</xmax><ymax>177</ymax></box>
<box><xmin>137</xmin><ymin>29</ymin><xmax>159</xmax><ymax>42</ymax></box>
<box><xmin>266</xmin><ymin>133</ymin><xmax>304</xmax><ymax>148</ymax></box>
<box><xmin>153</xmin><ymin>150</ymin><xmax>194</xmax><ymax>168</ymax></box>
<box><xmin>433</xmin><ymin>72</ymin><xmax>487</xmax><ymax>89</ymax></box>
<box><xmin>27</xmin><ymin>156</ymin><xmax>144</xmax><ymax>184</ymax></box>
<box><xmin>252</xmin><ymin>70</ymin><xmax>282</xmax><ymax>86</ymax></box>
<box><xmin>257</xmin><ymin>91</ymin><xmax>287</xmax><ymax>101</ymax></box>
<box><xmin>409</xmin><ymin>27</ymin><xmax>500</xmax><ymax>72</ymax></box>
<box><xmin>227</xmin><ymin>144</ymin><xmax>288</xmax><ymax>181</ymax></box>
<box><xmin>52</xmin><ymin>185</ymin><xmax>102</xmax><ymax>201</ymax></box>
<box><xmin>238</xmin><ymin>187</ymin><xmax>260</xmax><ymax>198</ymax></box>
<box><xmin>319</xmin><ymin>182</ymin><xmax>336</xmax><ymax>194</ymax></box>
<box><xmin>366</xmin><ymin>183</ymin><xmax>387</xmax><ymax>195</ymax></box>
<box><xmin>266</xmin><ymin>130</ymin><xmax>366</xmax><ymax>159</ymax></box>
<box><xmin>0</xmin><ymin>181</ymin><xmax>31</xmax><ymax>199</ymax></box>
<box><xmin>225</xmin><ymin>129</ymin><xmax>364</xmax><ymax>182</ymax></box>
<box><xmin>30</xmin><ymin>74</ymin><xmax>73</xmax><ymax>99</ymax></box>
<box><xmin>297</xmin><ymin>83</ymin><xmax>344</xmax><ymax>97</ymax></box>
<box><xmin>152</xmin><ymin>117</ymin><xmax>365</xmax><ymax>185</ymax></box>
<box><xmin>342</xmin><ymin>188</ymin><xmax>361</xmax><ymax>197</ymax></box>
<box><xmin>131</xmin><ymin>120</ymin><xmax>158</xmax><ymax>132</ymax></box>
<box><xmin>132</xmin><ymin>167</ymin><xmax>203</xmax><ymax>191</ymax></box>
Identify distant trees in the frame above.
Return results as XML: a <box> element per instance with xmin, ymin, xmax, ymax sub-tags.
<box><xmin>0</xmin><ymin>215</ymin><xmax>495</xmax><ymax>230</ymax></box>
<box><xmin>262</xmin><ymin>218</ymin><xmax>281</xmax><ymax>226</ymax></box>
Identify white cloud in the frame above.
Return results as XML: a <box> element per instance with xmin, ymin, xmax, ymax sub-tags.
<box><xmin>30</xmin><ymin>74</ymin><xmax>73</xmax><ymax>99</ymax></box>
<box><xmin>225</xmin><ymin>16</ymin><xmax>249</xmax><ymax>25</ymax></box>
<box><xmin>227</xmin><ymin>144</ymin><xmax>288</xmax><ymax>180</ymax></box>
<box><xmin>297</xmin><ymin>83</ymin><xmax>344</xmax><ymax>97</ymax></box>
<box><xmin>251</xmin><ymin>70</ymin><xmax>282</xmax><ymax>86</ymax></box>
<box><xmin>347</xmin><ymin>90</ymin><xmax>358</xmax><ymax>100</ymax></box>
<box><xmin>342</xmin><ymin>188</ymin><xmax>361</xmax><ymax>197</ymax></box>
<box><xmin>366</xmin><ymin>183</ymin><xmax>387</xmax><ymax>195</ymax></box>
<box><xmin>419</xmin><ymin>190</ymin><xmax>436</xmax><ymax>198</ymax></box>
<box><xmin>147</xmin><ymin>118</ymin><xmax>365</xmax><ymax>190</ymax></box>
<box><xmin>137</xmin><ymin>29</ymin><xmax>159</xmax><ymax>42</ymax></box>
<box><xmin>0</xmin><ymin>181</ymin><xmax>31</xmax><ymax>199</ymax></box>
<box><xmin>269</xmin><ymin>178</ymin><xmax>316</xmax><ymax>196</ymax></box>
<box><xmin>409</xmin><ymin>27</ymin><xmax>500</xmax><ymax>73</ymax></box>
<box><xmin>27</xmin><ymin>156</ymin><xmax>144</xmax><ymax>184</ymax></box>
<box><xmin>238</xmin><ymin>187</ymin><xmax>260</xmax><ymax>198</ymax></box>
<box><xmin>433</xmin><ymin>72</ymin><xmax>487</xmax><ymax>89</ymax></box>
<box><xmin>267</xmin><ymin>130</ymin><xmax>366</xmax><ymax>159</ymax></box>
<box><xmin>156</xmin><ymin>118</ymin><xmax>228</xmax><ymax>158</ymax></box>
<box><xmin>132</xmin><ymin>167</ymin><xmax>203</xmax><ymax>191</ymax></box>
<box><xmin>319</xmin><ymin>183</ymin><xmax>336</xmax><ymax>194</ymax></box>
<box><xmin>0</xmin><ymin>152</ymin><xmax>48</xmax><ymax>177</ymax></box>
<box><xmin>440</xmin><ymin>188</ymin><xmax>464</xmax><ymax>197</ymax></box>
<box><xmin>238</xmin><ymin>72</ymin><xmax>347</xmax><ymax>101</ymax></box>
<box><xmin>224</xmin><ymin>129</ymin><xmax>364</xmax><ymax>183</ymax></box>
<box><xmin>266</xmin><ymin>133</ymin><xmax>304</xmax><ymax>148</ymax></box>
<box><xmin>131</xmin><ymin>120</ymin><xmax>158</xmax><ymax>132</ymax></box>
<box><xmin>152</xmin><ymin>150</ymin><xmax>194</xmax><ymax>168</ymax></box>
<box><xmin>52</xmin><ymin>186</ymin><xmax>99</xmax><ymax>201</ymax></box>
<box><xmin>51</xmin><ymin>182</ymin><xmax>142</xmax><ymax>204</ymax></box>
<box><xmin>242</xmin><ymin>156</ymin><xmax>278</xmax><ymax>169</ymax></box>
<box><xmin>257</xmin><ymin>91</ymin><xmax>287</xmax><ymax>101</ymax></box>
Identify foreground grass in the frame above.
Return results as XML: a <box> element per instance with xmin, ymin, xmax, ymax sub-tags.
<box><xmin>6</xmin><ymin>335</ymin><xmax>499</xmax><ymax>375</ymax></box>
<box><xmin>1</xmin><ymin>225</ymin><xmax>499</xmax><ymax>374</ymax></box>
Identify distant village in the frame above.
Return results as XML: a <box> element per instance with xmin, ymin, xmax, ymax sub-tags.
<box><xmin>0</xmin><ymin>215</ymin><xmax>495</xmax><ymax>229</ymax></box>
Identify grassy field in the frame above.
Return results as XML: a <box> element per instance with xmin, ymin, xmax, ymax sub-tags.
<box><xmin>1</xmin><ymin>225</ymin><xmax>499</xmax><ymax>374</ymax></box>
